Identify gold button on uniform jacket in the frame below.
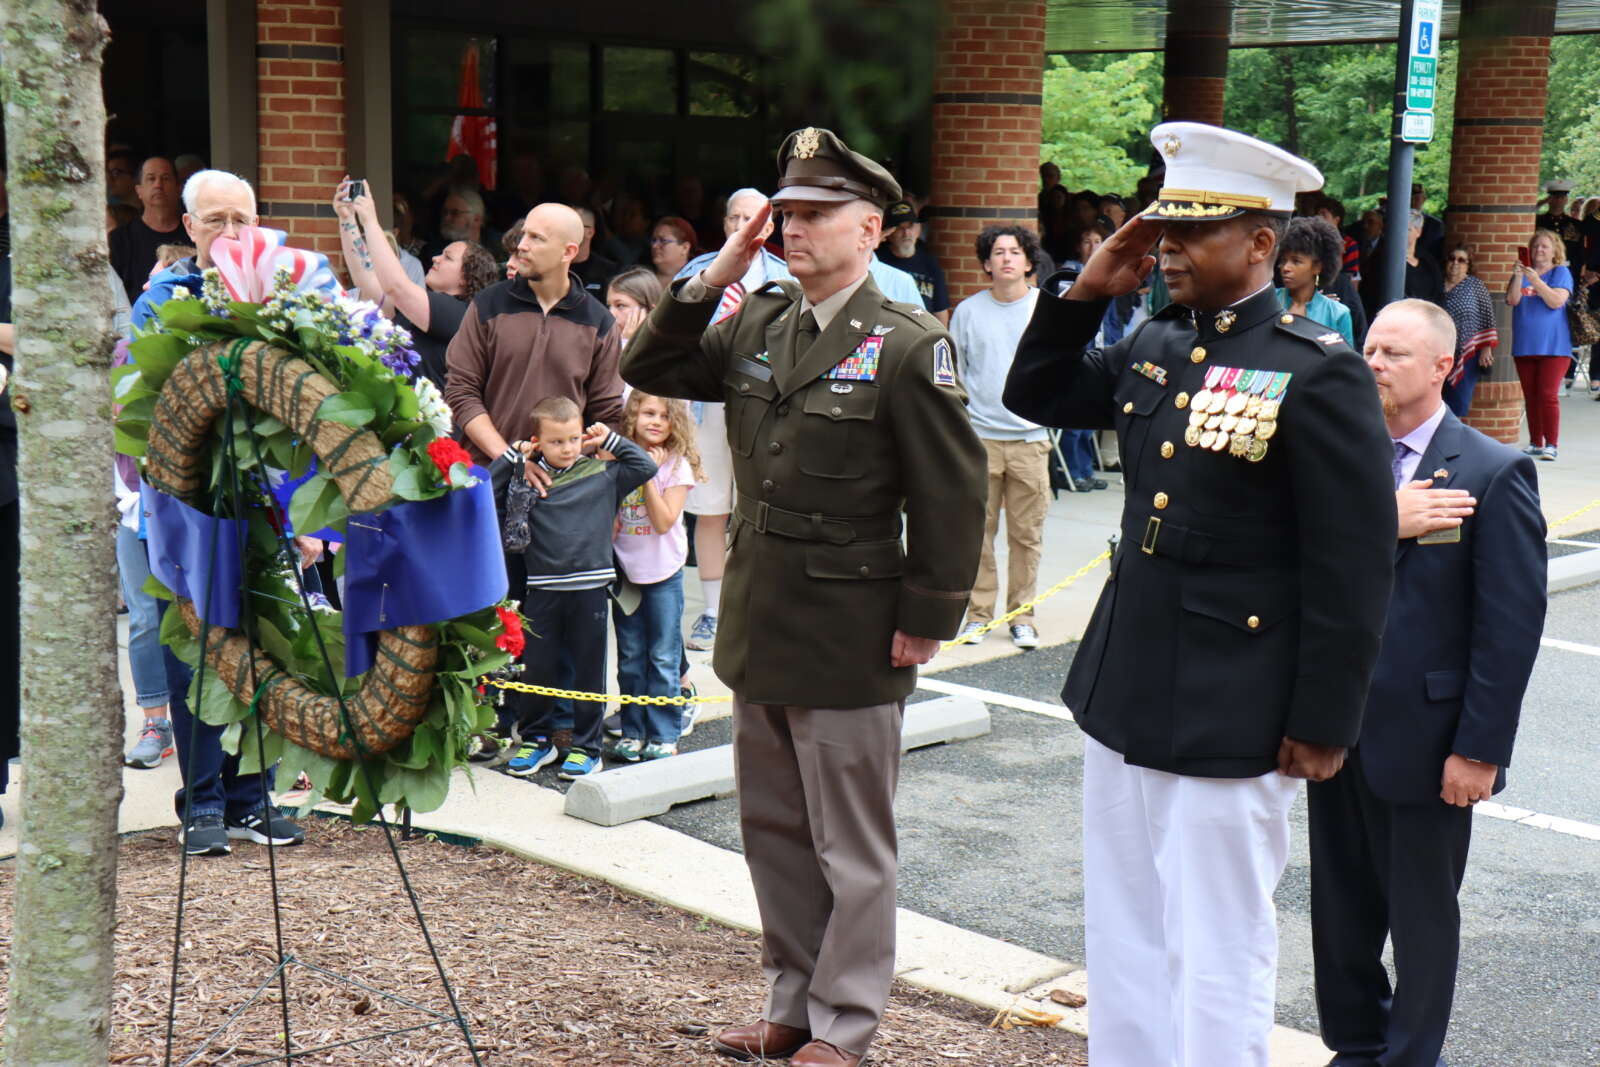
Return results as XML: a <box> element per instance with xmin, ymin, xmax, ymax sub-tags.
<box><xmin>623</xmin><ymin>274</ymin><xmax>987</xmax><ymax>708</ymax></box>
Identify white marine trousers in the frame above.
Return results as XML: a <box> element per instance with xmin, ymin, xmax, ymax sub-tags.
<box><xmin>1082</xmin><ymin>734</ymin><xmax>1300</xmax><ymax>1067</ymax></box>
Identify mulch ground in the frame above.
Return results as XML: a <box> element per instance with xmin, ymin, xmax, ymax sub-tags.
<box><xmin>0</xmin><ymin>818</ymin><xmax>1085</xmax><ymax>1065</ymax></box>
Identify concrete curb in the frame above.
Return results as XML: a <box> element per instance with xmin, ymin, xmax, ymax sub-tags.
<box><xmin>563</xmin><ymin>695</ymin><xmax>990</xmax><ymax>826</ymax></box>
<box><xmin>1548</xmin><ymin>544</ymin><xmax>1600</xmax><ymax>592</ymax></box>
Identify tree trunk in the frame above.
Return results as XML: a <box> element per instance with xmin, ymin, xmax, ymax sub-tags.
<box><xmin>1278</xmin><ymin>51</ymin><xmax>1300</xmax><ymax>156</ymax></box>
<box><xmin>0</xmin><ymin>4</ymin><xmax>123</xmax><ymax>1065</ymax></box>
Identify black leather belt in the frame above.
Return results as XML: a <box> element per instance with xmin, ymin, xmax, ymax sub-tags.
<box><xmin>735</xmin><ymin>492</ymin><xmax>901</xmax><ymax>545</ymax></box>
<box><xmin>1131</xmin><ymin>516</ymin><xmax>1293</xmax><ymax>567</ymax></box>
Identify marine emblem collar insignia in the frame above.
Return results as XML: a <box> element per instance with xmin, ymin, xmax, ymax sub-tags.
<box><xmin>794</xmin><ymin>128</ymin><xmax>822</xmax><ymax>160</ymax></box>
<box><xmin>1215</xmin><ymin>309</ymin><xmax>1237</xmax><ymax>333</ymax></box>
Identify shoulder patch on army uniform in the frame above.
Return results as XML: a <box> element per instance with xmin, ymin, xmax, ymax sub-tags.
<box><xmin>932</xmin><ymin>339</ymin><xmax>957</xmax><ymax>387</ymax></box>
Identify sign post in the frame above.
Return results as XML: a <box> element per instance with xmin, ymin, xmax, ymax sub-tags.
<box><xmin>1381</xmin><ymin>0</ymin><xmax>1441</xmax><ymax>306</ymax></box>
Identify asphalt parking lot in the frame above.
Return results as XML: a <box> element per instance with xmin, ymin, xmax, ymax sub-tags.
<box><xmin>658</xmin><ymin>575</ymin><xmax>1600</xmax><ymax>1067</ymax></box>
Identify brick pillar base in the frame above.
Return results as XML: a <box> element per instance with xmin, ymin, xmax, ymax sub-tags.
<box><xmin>1162</xmin><ymin>0</ymin><xmax>1231</xmax><ymax>125</ymax></box>
<box><xmin>1446</xmin><ymin>0</ymin><xmax>1556</xmax><ymax>445</ymax></box>
<box><xmin>929</xmin><ymin>0</ymin><xmax>1046</xmax><ymax>304</ymax></box>
<box><xmin>257</xmin><ymin>0</ymin><xmax>347</xmax><ymax>259</ymax></box>
<box><xmin>1464</xmin><ymin>379</ymin><xmax>1526</xmax><ymax>444</ymax></box>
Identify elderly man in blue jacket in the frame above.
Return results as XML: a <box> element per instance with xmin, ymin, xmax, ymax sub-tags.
<box><xmin>1310</xmin><ymin>298</ymin><xmax>1547</xmax><ymax>1067</ymax></box>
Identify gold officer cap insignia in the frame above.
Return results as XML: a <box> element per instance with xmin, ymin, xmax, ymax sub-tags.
<box><xmin>1163</xmin><ymin>135</ymin><xmax>1182</xmax><ymax>158</ymax></box>
<box><xmin>794</xmin><ymin>128</ymin><xmax>822</xmax><ymax>160</ymax></box>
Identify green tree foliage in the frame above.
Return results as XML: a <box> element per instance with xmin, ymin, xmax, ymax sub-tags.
<box><xmin>1544</xmin><ymin>35</ymin><xmax>1600</xmax><ymax>190</ymax></box>
<box><xmin>1225</xmin><ymin>43</ymin><xmax>1456</xmax><ymax>213</ymax></box>
<box><xmin>1040</xmin><ymin>53</ymin><xmax>1161</xmax><ymax>191</ymax></box>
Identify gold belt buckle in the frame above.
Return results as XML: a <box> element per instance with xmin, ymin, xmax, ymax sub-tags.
<box><xmin>1141</xmin><ymin>516</ymin><xmax>1162</xmax><ymax>555</ymax></box>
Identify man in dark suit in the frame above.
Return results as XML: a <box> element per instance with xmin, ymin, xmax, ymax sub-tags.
<box><xmin>1309</xmin><ymin>298</ymin><xmax>1547</xmax><ymax>1067</ymax></box>
<box><xmin>1008</xmin><ymin>123</ymin><xmax>1397</xmax><ymax>1066</ymax></box>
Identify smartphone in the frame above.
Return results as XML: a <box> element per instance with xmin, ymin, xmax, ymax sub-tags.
<box><xmin>1517</xmin><ymin>246</ymin><xmax>1531</xmax><ymax>268</ymax></box>
<box><xmin>345</xmin><ymin>179</ymin><xmax>365</xmax><ymax>201</ymax></box>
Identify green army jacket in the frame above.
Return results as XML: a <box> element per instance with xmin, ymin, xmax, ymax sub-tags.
<box><xmin>623</xmin><ymin>274</ymin><xmax>986</xmax><ymax>708</ymax></box>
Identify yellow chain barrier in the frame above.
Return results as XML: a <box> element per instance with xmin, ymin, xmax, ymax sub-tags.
<box><xmin>485</xmin><ymin>546</ymin><xmax>1116</xmax><ymax>706</ymax></box>
<box><xmin>1547</xmin><ymin>497</ymin><xmax>1600</xmax><ymax>535</ymax></box>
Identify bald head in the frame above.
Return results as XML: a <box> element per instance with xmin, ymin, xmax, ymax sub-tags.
<box><xmin>1363</xmin><ymin>299</ymin><xmax>1456</xmax><ymax>428</ymax></box>
<box><xmin>515</xmin><ymin>203</ymin><xmax>586</xmax><ymax>287</ymax></box>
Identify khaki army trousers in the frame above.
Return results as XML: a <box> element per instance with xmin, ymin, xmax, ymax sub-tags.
<box><xmin>731</xmin><ymin>697</ymin><xmax>905</xmax><ymax>1057</ymax></box>
<box><xmin>969</xmin><ymin>437</ymin><xmax>1051</xmax><ymax>625</ymax></box>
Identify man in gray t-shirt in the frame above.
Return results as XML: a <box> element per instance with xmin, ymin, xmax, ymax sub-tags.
<box><xmin>949</xmin><ymin>225</ymin><xmax>1049</xmax><ymax>650</ymax></box>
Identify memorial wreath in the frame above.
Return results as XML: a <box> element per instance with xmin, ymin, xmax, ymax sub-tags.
<box><xmin>113</xmin><ymin>227</ymin><xmax>516</xmax><ymax>821</ymax></box>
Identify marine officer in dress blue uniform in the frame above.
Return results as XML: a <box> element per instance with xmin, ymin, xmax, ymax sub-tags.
<box><xmin>1006</xmin><ymin>123</ymin><xmax>1399</xmax><ymax>1067</ymax></box>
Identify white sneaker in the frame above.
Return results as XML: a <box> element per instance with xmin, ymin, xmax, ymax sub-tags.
<box><xmin>1522</xmin><ymin>445</ymin><xmax>1543</xmax><ymax>456</ymax></box>
<box><xmin>1560</xmin><ymin>382</ymin><xmax>1572</xmax><ymax>397</ymax></box>
<box><xmin>1010</xmin><ymin>623</ymin><xmax>1040</xmax><ymax>650</ymax></box>
<box><xmin>954</xmin><ymin>620</ymin><xmax>987</xmax><ymax>645</ymax></box>
<box><xmin>1540</xmin><ymin>446</ymin><xmax>1558</xmax><ymax>461</ymax></box>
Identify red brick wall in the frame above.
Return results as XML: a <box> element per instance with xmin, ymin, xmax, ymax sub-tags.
<box><xmin>257</xmin><ymin>0</ymin><xmax>346</xmax><ymax>258</ymax></box>
<box><xmin>1446</xmin><ymin>33</ymin><xmax>1552</xmax><ymax>443</ymax></box>
<box><xmin>1163</xmin><ymin>76</ymin><xmax>1226</xmax><ymax>126</ymax></box>
<box><xmin>929</xmin><ymin>0</ymin><xmax>1046</xmax><ymax>303</ymax></box>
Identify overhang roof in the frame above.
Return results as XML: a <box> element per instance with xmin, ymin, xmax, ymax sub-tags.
<box><xmin>1046</xmin><ymin>0</ymin><xmax>1600</xmax><ymax>52</ymax></box>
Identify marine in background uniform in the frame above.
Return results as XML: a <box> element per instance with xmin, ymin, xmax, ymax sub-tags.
<box><xmin>1006</xmin><ymin>122</ymin><xmax>1398</xmax><ymax>1067</ymax></box>
<box><xmin>623</xmin><ymin>127</ymin><xmax>985</xmax><ymax>1067</ymax></box>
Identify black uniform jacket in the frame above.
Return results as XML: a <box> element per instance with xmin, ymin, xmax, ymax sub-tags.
<box><xmin>624</xmin><ymin>274</ymin><xmax>986</xmax><ymax>709</ymax></box>
<box><xmin>1006</xmin><ymin>283</ymin><xmax>1397</xmax><ymax>778</ymax></box>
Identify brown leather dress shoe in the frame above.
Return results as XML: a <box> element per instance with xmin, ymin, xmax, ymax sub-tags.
<box><xmin>710</xmin><ymin>1020</ymin><xmax>812</xmax><ymax>1060</ymax></box>
<box><xmin>790</xmin><ymin>1039</ymin><xmax>867</xmax><ymax>1066</ymax></box>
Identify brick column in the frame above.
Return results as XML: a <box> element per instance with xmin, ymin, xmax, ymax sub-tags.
<box><xmin>257</xmin><ymin>0</ymin><xmax>347</xmax><ymax>259</ymax></box>
<box><xmin>928</xmin><ymin>0</ymin><xmax>1047</xmax><ymax>304</ymax></box>
<box><xmin>1446</xmin><ymin>0</ymin><xmax>1556</xmax><ymax>443</ymax></box>
<box><xmin>1162</xmin><ymin>0</ymin><xmax>1231</xmax><ymax>126</ymax></box>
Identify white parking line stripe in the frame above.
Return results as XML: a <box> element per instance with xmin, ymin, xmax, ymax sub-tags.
<box><xmin>1541</xmin><ymin>637</ymin><xmax>1600</xmax><ymax>658</ymax></box>
<box><xmin>916</xmin><ymin>676</ymin><xmax>1077</xmax><ymax>722</ymax></box>
<box><xmin>922</xmin><ymin>673</ymin><xmax>1600</xmax><ymax>845</ymax></box>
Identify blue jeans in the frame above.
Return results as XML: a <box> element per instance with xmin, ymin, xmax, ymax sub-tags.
<box><xmin>158</xmin><ymin>601</ymin><xmax>275</xmax><ymax>821</ymax></box>
<box><xmin>1062</xmin><ymin>430</ymin><xmax>1096</xmax><ymax>481</ymax></box>
<box><xmin>116</xmin><ymin>524</ymin><xmax>169</xmax><ymax>707</ymax></box>
<box><xmin>614</xmin><ymin>570</ymin><xmax>685</xmax><ymax>743</ymax></box>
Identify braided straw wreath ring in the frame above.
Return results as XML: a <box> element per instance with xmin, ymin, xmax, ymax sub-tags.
<box><xmin>145</xmin><ymin>339</ymin><xmax>439</xmax><ymax>759</ymax></box>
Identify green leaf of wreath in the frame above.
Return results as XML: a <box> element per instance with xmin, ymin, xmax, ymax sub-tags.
<box><xmin>316</xmin><ymin>391</ymin><xmax>377</xmax><ymax>428</ymax></box>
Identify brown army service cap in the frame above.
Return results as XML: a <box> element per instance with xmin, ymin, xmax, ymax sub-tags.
<box><xmin>770</xmin><ymin>127</ymin><xmax>902</xmax><ymax>211</ymax></box>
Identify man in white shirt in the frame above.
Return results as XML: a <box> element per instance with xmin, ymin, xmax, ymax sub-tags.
<box><xmin>949</xmin><ymin>225</ymin><xmax>1048</xmax><ymax>650</ymax></box>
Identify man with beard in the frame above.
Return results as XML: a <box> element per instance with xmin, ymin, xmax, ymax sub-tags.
<box><xmin>877</xmin><ymin>200</ymin><xmax>950</xmax><ymax>325</ymax></box>
<box><xmin>1309</xmin><ymin>299</ymin><xmax>1545</xmax><ymax>1067</ymax></box>
<box><xmin>1005</xmin><ymin>123</ymin><xmax>1397</xmax><ymax>1066</ymax></box>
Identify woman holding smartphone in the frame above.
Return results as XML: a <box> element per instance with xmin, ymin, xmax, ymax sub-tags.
<box><xmin>1506</xmin><ymin>229</ymin><xmax>1572</xmax><ymax>460</ymax></box>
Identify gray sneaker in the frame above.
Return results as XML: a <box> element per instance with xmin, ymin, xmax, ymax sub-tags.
<box><xmin>685</xmin><ymin>613</ymin><xmax>718</xmax><ymax>651</ymax></box>
<box><xmin>1010</xmin><ymin>623</ymin><xmax>1040</xmax><ymax>650</ymax></box>
<box><xmin>953</xmin><ymin>620</ymin><xmax>987</xmax><ymax>645</ymax></box>
<box><xmin>125</xmin><ymin>718</ymin><xmax>174</xmax><ymax>769</ymax></box>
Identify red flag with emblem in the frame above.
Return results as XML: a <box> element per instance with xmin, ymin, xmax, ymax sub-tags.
<box><xmin>446</xmin><ymin>41</ymin><xmax>497</xmax><ymax>190</ymax></box>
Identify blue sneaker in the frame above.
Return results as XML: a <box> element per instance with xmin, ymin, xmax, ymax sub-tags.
<box><xmin>685</xmin><ymin>613</ymin><xmax>717</xmax><ymax>651</ymax></box>
<box><xmin>558</xmin><ymin>750</ymin><xmax>600</xmax><ymax>779</ymax></box>
<box><xmin>506</xmin><ymin>739</ymin><xmax>558</xmax><ymax>777</ymax></box>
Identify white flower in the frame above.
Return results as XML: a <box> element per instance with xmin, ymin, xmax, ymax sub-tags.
<box><xmin>412</xmin><ymin>376</ymin><xmax>453</xmax><ymax>437</ymax></box>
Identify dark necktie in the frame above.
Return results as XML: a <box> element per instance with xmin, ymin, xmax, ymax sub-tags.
<box><xmin>797</xmin><ymin>308</ymin><xmax>819</xmax><ymax>362</ymax></box>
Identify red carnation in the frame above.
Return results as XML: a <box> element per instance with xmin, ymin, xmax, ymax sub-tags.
<box><xmin>495</xmin><ymin>605</ymin><xmax>526</xmax><ymax>658</ymax></box>
<box><xmin>427</xmin><ymin>438</ymin><xmax>475</xmax><ymax>485</ymax></box>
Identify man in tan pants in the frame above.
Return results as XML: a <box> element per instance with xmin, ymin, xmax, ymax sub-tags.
<box><xmin>950</xmin><ymin>225</ymin><xmax>1051</xmax><ymax>650</ymax></box>
<box><xmin>623</xmin><ymin>128</ymin><xmax>986</xmax><ymax>1067</ymax></box>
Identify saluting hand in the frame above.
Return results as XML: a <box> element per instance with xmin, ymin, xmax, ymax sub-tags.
<box><xmin>1396</xmin><ymin>479</ymin><xmax>1476</xmax><ymax>540</ymax></box>
<box><xmin>1063</xmin><ymin>211</ymin><xmax>1163</xmax><ymax>302</ymax></box>
<box><xmin>1276</xmin><ymin>737</ymin><xmax>1347</xmax><ymax>781</ymax></box>
<box><xmin>702</xmin><ymin>201</ymin><xmax>774</xmax><ymax>289</ymax></box>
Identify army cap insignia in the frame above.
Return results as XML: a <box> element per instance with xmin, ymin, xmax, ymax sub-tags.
<box><xmin>793</xmin><ymin>127</ymin><xmax>822</xmax><ymax>159</ymax></box>
<box><xmin>932</xmin><ymin>339</ymin><xmax>957</xmax><ymax>387</ymax></box>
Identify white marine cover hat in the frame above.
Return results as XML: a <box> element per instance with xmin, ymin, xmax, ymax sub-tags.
<box><xmin>1147</xmin><ymin>122</ymin><xmax>1324</xmax><ymax>221</ymax></box>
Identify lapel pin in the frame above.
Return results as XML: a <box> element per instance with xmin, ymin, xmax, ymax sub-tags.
<box><xmin>1433</xmin><ymin>468</ymin><xmax>1449</xmax><ymax>479</ymax></box>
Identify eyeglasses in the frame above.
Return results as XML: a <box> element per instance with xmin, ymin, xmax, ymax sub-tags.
<box><xmin>196</xmin><ymin>213</ymin><xmax>256</xmax><ymax>231</ymax></box>
<box><xmin>650</xmin><ymin>236</ymin><xmax>684</xmax><ymax>246</ymax></box>
<box><xmin>1447</xmin><ymin>256</ymin><xmax>1469</xmax><ymax>264</ymax></box>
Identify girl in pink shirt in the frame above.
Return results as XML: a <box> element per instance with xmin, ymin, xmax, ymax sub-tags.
<box><xmin>610</xmin><ymin>391</ymin><xmax>702</xmax><ymax>760</ymax></box>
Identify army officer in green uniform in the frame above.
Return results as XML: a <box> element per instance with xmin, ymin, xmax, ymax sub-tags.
<box><xmin>1006</xmin><ymin>123</ymin><xmax>1398</xmax><ymax>1067</ymax></box>
<box><xmin>623</xmin><ymin>128</ymin><xmax>986</xmax><ymax>1067</ymax></box>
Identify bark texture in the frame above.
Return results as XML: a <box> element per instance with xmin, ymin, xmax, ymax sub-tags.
<box><xmin>0</xmin><ymin>4</ymin><xmax>123</xmax><ymax>1065</ymax></box>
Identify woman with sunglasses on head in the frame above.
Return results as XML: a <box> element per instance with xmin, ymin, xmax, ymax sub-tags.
<box><xmin>1439</xmin><ymin>243</ymin><xmax>1499</xmax><ymax>417</ymax></box>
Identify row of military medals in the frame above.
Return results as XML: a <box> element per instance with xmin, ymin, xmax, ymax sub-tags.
<box><xmin>1183</xmin><ymin>367</ymin><xmax>1289</xmax><ymax>462</ymax></box>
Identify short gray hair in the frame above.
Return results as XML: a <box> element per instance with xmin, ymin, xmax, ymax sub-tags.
<box><xmin>1380</xmin><ymin>297</ymin><xmax>1457</xmax><ymax>356</ymax></box>
<box><xmin>726</xmin><ymin>188</ymin><xmax>769</xmax><ymax>213</ymax></box>
<box><xmin>182</xmin><ymin>169</ymin><xmax>256</xmax><ymax>215</ymax></box>
<box><xmin>447</xmin><ymin>186</ymin><xmax>485</xmax><ymax>219</ymax></box>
